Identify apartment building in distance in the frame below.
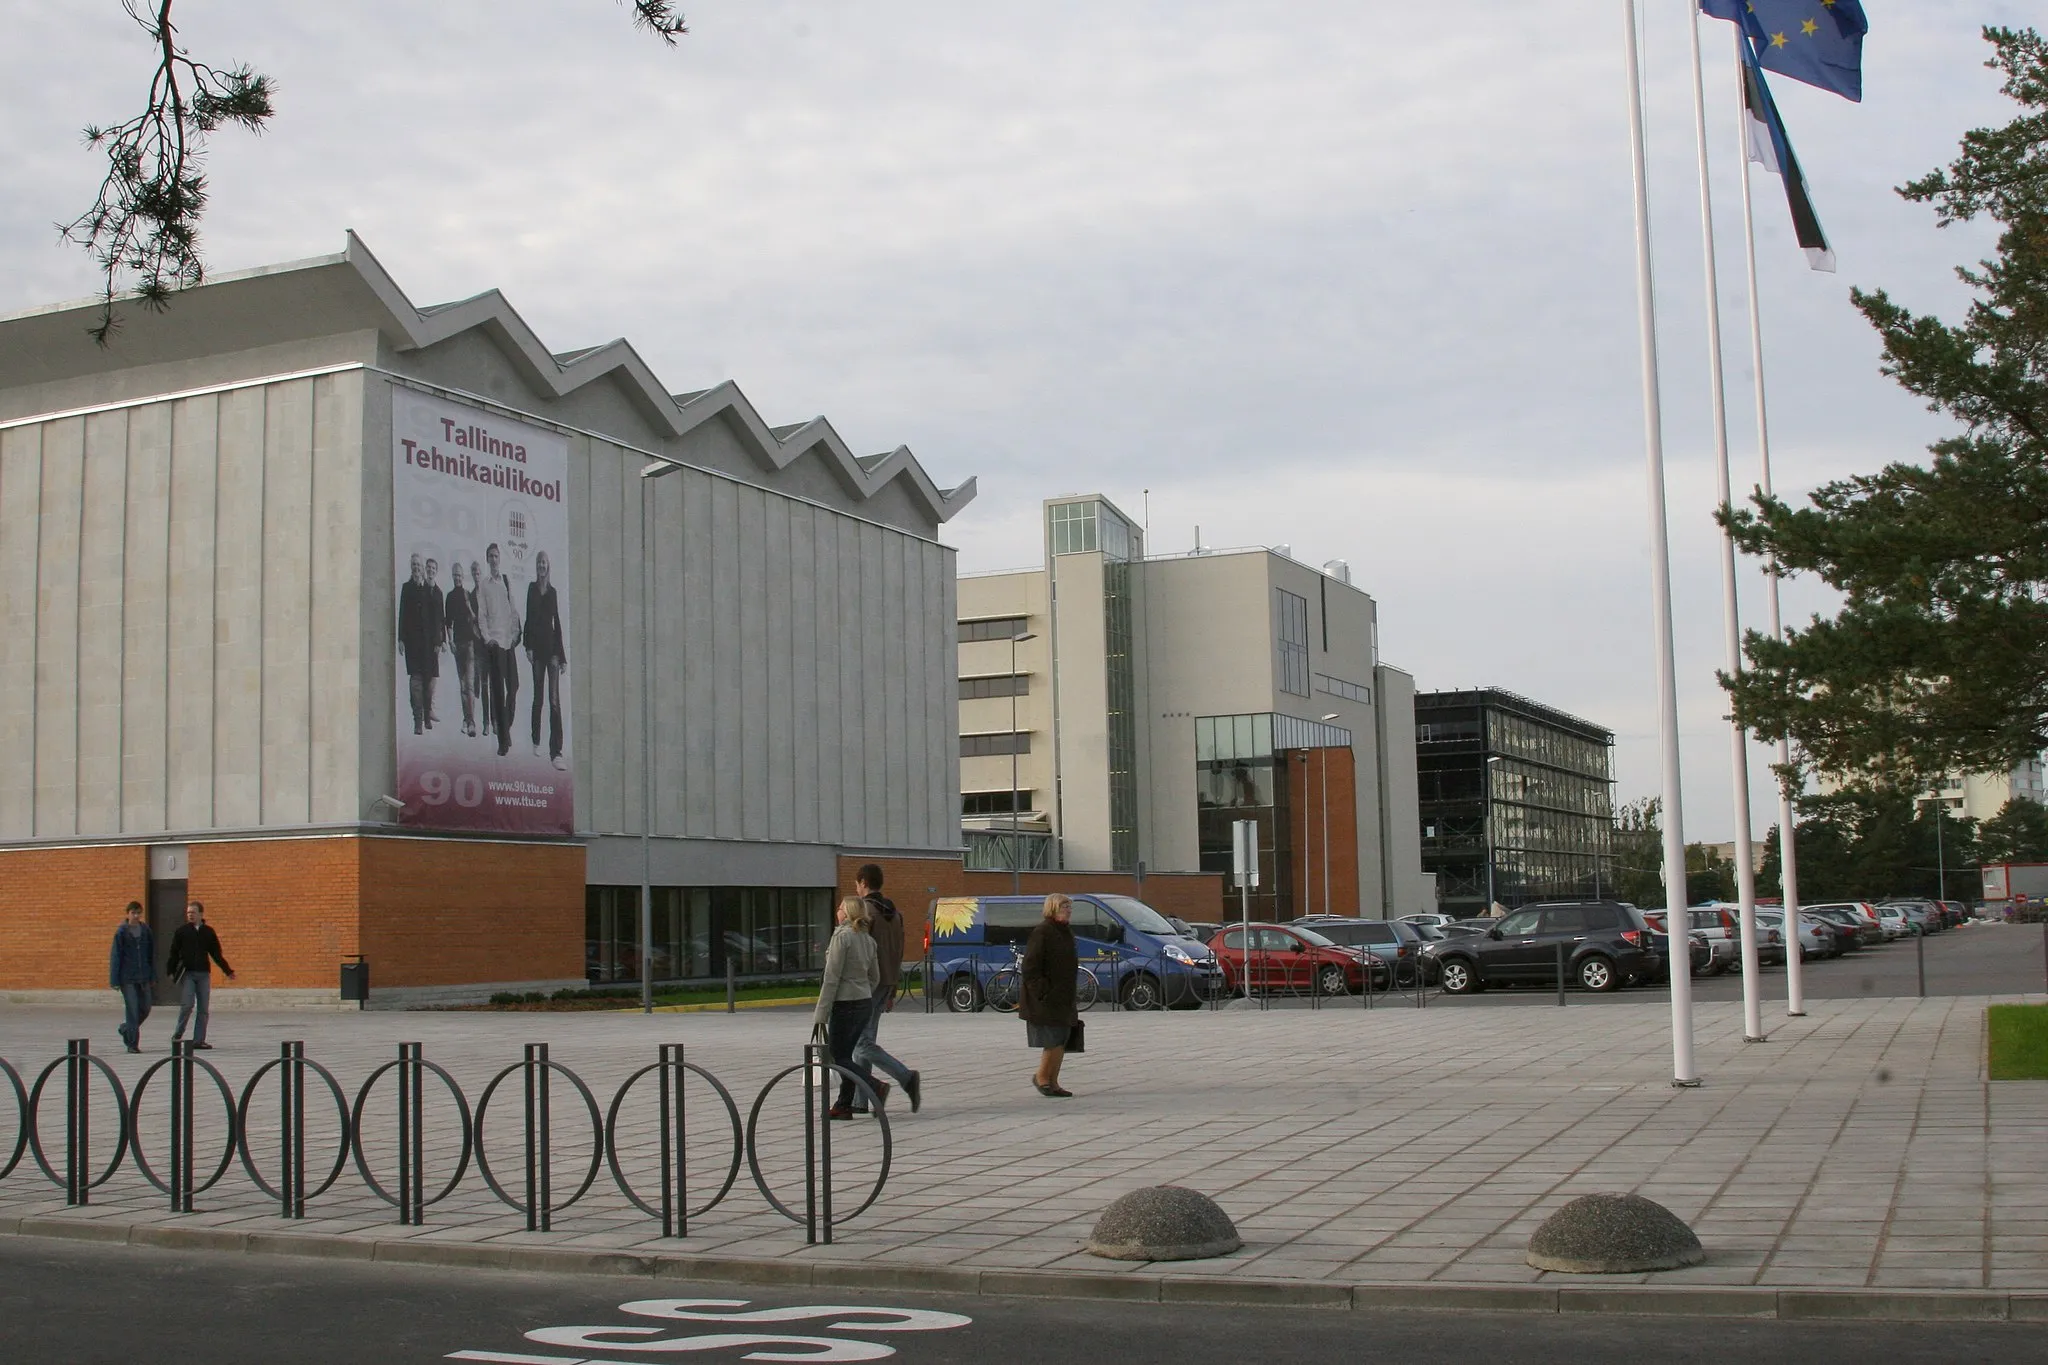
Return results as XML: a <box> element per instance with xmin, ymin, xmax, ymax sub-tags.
<box><xmin>955</xmin><ymin>495</ymin><xmax>1432</xmax><ymax>921</ymax></box>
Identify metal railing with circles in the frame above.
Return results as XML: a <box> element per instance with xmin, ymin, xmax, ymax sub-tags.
<box><xmin>0</xmin><ymin>1038</ymin><xmax>886</xmax><ymax>1247</ymax></box>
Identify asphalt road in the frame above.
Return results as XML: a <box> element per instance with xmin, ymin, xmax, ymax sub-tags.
<box><xmin>1</xmin><ymin>1238</ymin><xmax>2038</xmax><ymax>1364</ymax></box>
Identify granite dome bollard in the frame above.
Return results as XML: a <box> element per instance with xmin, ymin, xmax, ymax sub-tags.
<box><xmin>1086</xmin><ymin>1186</ymin><xmax>1243</xmax><ymax>1261</ymax></box>
<box><xmin>1526</xmin><ymin>1193</ymin><xmax>1705</xmax><ymax>1274</ymax></box>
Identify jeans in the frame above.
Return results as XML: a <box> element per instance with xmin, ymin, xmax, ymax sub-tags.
<box><xmin>118</xmin><ymin>983</ymin><xmax>152</xmax><ymax>1047</ymax></box>
<box><xmin>852</xmin><ymin>985</ymin><xmax>912</xmax><ymax>1093</ymax></box>
<box><xmin>407</xmin><ymin>673</ymin><xmax>431</xmax><ymax>733</ymax></box>
<box><xmin>529</xmin><ymin>655</ymin><xmax>563</xmax><ymax>759</ymax></box>
<box><xmin>454</xmin><ymin>641</ymin><xmax>478</xmax><ymax>731</ymax></box>
<box><xmin>484</xmin><ymin>645</ymin><xmax>517</xmax><ymax>754</ymax></box>
<box><xmin>827</xmin><ymin>998</ymin><xmax>874</xmax><ymax>1110</ymax></box>
<box><xmin>173</xmin><ymin>972</ymin><xmax>212</xmax><ymax>1044</ymax></box>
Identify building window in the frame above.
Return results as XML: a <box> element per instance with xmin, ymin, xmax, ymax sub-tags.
<box><xmin>959</xmin><ymin>616</ymin><xmax>1029</xmax><ymax>643</ymax></box>
<box><xmin>962</xmin><ymin>731</ymin><xmax>1030</xmax><ymax>758</ymax></box>
<box><xmin>963</xmin><ymin>790</ymin><xmax>1033</xmax><ymax>815</ymax></box>
<box><xmin>959</xmin><ymin>673</ymin><xmax>1028</xmax><ymax>700</ymax></box>
<box><xmin>1050</xmin><ymin>502</ymin><xmax>1098</xmax><ymax>555</ymax></box>
<box><xmin>1315</xmin><ymin>674</ymin><xmax>1371</xmax><ymax>704</ymax></box>
<box><xmin>585</xmin><ymin>886</ymin><xmax>831</xmax><ymax>983</ymax></box>
<box><xmin>1275</xmin><ymin>588</ymin><xmax>1310</xmax><ymax>697</ymax></box>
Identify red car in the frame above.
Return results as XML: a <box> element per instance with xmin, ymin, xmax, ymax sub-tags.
<box><xmin>1209</xmin><ymin>923</ymin><xmax>1387</xmax><ymax>995</ymax></box>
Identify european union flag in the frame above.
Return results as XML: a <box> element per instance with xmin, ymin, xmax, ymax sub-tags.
<box><xmin>1700</xmin><ymin>1</ymin><xmax>1867</xmax><ymax>102</ymax></box>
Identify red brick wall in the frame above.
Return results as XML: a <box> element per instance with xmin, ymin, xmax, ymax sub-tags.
<box><xmin>359</xmin><ymin>837</ymin><xmax>584</xmax><ymax>987</ymax></box>
<box><xmin>837</xmin><ymin>855</ymin><xmax>1226</xmax><ymax>951</ymax></box>
<box><xmin>0</xmin><ymin>844</ymin><xmax>150</xmax><ymax>989</ymax></box>
<box><xmin>0</xmin><ymin>835</ymin><xmax>584</xmax><ymax>992</ymax></box>
<box><xmin>1288</xmin><ymin>746</ymin><xmax>1360</xmax><ymax>918</ymax></box>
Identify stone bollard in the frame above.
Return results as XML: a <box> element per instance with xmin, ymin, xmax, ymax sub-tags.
<box><xmin>1086</xmin><ymin>1186</ymin><xmax>1243</xmax><ymax>1261</ymax></box>
<box><xmin>1526</xmin><ymin>1192</ymin><xmax>1705</xmax><ymax>1273</ymax></box>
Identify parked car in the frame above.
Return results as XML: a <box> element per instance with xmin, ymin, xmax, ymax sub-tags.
<box><xmin>1209</xmin><ymin>923</ymin><xmax>1389</xmax><ymax>995</ymax></box>
<box><xmin>1422</xmin><ymin>901</ymin><xmax>1662</xmax><ymax>994</ymax></box>
<box><xmin>1181</xmin><ymin>921</ymin><xmax>1223</xmax><ymax>945</ymax></box>
<box><xmin>1806</xmin><ymin>904</ymin><xmax>1883</xmax><ymax>948</ymax></box>
<box><xmin>1810</xmin><ymin>912</ymin><xmax>1875</xmax><ymax>957</ymax></box>
<box><xmin>1399</xmin><ymin>913</ymin><xmax>1459</xmax><ymax>931</ymax></box>
<box><xmin>1444</xmin><ymin>918</ymin><xmax>1496</xmax><ymax>937</ymax></box>
<box><xmin>1292</xmin><ymin>915</ymin><xmax>1431</xmax><ymax>985</ymax></box>
<box><xmin>1757</xmin><ymin>910</ymin><xmax>1837</xmax><ymax>960</ymax></box>
<box><xmin>928</xmin><ymin>893</ymin><xmax>1223</xmax><ymax>1010</ymax></box>
<box><xmin>1874</xmin><ymin>905</ymin><xmax>1909</xmax><ymax>940</ymax></box>
<box><xmin>1878</xmin><ymin>900</ymin><xmax>1940</xmax><ymax>935</ymax></box>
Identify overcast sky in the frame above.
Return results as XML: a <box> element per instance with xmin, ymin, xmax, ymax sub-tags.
<box><xmin>2</xmin><ymin>1</ymin><xmax>2033</xmax><ymax>842</ymax></box>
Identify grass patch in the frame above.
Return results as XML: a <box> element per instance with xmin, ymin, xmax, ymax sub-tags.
<box><xmin>1987</xmin><ymin>1004</ymin><xmax>2048</xmax><ymax>1079</ymax></box>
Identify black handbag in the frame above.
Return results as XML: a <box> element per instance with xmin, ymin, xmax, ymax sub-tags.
<box><xmin>1066</xmin><ymin>1019</ymin><xmax>1085</xmax><ymax>1054</ymax></box>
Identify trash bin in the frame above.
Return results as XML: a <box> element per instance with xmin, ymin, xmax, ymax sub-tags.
<box><xmin>339</xmin><ymin>956</ymin><xmax>369</xmax><ymax>1008</ymax></box>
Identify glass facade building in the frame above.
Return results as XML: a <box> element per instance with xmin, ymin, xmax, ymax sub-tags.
<box><xmin>1195</xmin><ymin>712</ymin><xmax>1353</xmax><ymax>921</ymax></box>
<box><xmin>1050</xmin><ymin>497</ymin><xmax>1142</xmax><ymax>871</ymax></box>
<box><xmin>1415</xmin><ymin>688</ymin><xmax>1614</xmax><ymax>915</ymax></box>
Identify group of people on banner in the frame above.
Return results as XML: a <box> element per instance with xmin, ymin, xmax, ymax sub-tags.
<box><xmin>398</xmin><ymin>542</ymin><xmax>568</xmax><ymax>767</ymax></box>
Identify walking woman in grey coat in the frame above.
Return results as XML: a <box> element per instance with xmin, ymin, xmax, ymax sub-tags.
<box><xmin>812</xmin><ymin>896</ymin><xmax>883</xmax><ymax>1119</ymax></box>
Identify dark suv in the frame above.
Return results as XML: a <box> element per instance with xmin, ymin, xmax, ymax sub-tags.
<box><xmin>1424</xmin><ymin>901</ymin><xmax>1661</xmax><ymax>994</ymax></box>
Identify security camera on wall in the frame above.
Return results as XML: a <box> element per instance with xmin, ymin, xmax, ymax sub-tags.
<box><xmin>369</xmin><ymin>794</ymin><xmax>406</xmax><ymax>820</ymax></box>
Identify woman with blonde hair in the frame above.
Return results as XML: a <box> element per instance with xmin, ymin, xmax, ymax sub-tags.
<box><xmin>1020</xmin><ymin>893</ymin><xmax>1079</xmax><ymax>1097</ymax></box>
<box><xmin>812</xmin><ymin>895</ymin><xmax>883</xmax><ymax>1119</ymax></box>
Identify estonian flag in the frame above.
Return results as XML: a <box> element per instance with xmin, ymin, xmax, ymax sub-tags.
<box><xmin>1736</xmin><ymin>37</ymin><xmax>1835</xmax><ymax>272</ymax></box>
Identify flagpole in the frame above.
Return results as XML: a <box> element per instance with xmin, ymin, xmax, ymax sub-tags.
<box><xmin>1622</xmin><ymin>0</ymin><xmax>1699</xmax><ymax>1087</ymax></box>
<box><xmin>1687</xmin><ymin>2</ymin><xmax>1765</xmax><ymax>1045</ymax></box>
<box><xmin>1732</xmin><ymin>22</ymin><xmax>1806</xmax><ymax>1016</ymax></box>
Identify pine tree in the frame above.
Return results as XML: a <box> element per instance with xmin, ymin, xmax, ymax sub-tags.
<box><xmin>1723</xmin><ymin>28</ymin><xmax>2048</xmax><ymax>787</ymax></box>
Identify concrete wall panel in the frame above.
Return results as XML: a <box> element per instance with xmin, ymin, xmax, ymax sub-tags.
<box><xmin>75</xmin><ymin>411</ymin><xmax>129</xmax><ymax>836</ymax></box>
<box><xmin>33</xmin><ymin>418</ymin><xmax>84</xmax><ymax>838</ymax></box>
<box><xmin>121</xmin><ymin>404</ymin><xmax>172</xmax><ymax>832</ymax></box>
<box><xmin>0</xmin><ymin>427</ymin><xmax>41</xmax><ymax>837</ymax></box>
<box><xmin>165</xmin><ymin>396</ymin><xmax>219</xmax><ymax>829</ymax></box>
<box><xmin>260</xmin><ymin>378</ymin><xmax>315</xmax><ymax>824</ymax></box>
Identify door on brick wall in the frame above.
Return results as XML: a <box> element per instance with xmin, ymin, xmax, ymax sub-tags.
<box><xmin>148</xmin><ymin>880</ymin><xmax>186</xmax><ymax>1005</ymax></box>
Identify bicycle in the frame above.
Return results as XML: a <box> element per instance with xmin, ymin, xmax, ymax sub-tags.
<box><xmin>984</xmin><ymin>945</ymin><xmax>1100</xmax><ymax>1014</ymax></box>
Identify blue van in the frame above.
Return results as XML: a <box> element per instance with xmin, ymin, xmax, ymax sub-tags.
<box><xmin>927</xmin><ymin>894</ymin><xmax>1223</xmax><ymax>1011</ymax></box>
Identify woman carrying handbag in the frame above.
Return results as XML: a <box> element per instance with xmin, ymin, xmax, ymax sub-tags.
<box><xmin>1021</xmin><ymin>893</ymin><xmax>1081</xmax><ymax>1097</ymax></box>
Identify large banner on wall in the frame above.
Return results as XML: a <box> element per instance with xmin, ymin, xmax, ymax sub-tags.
<box><xmin>392</xmin><ymin>391</ymin><xmax>574</xmax><ymax>834</ymax></box>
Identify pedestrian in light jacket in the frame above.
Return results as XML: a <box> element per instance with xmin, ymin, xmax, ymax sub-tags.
<box><xmin>811</xmin><ymin>896</ymin><xmax>881</xmax><ymax>1119</ymax></box>
<box><xmin>108</xmin><ymin>901</ymin><xmax>155</xmax><ymax>1054</ymax></box>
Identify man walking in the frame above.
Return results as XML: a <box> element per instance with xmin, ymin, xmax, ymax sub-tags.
<box><xmin>851</xmin><ymin>864</ymin><xmax>921</xmax><ymax>1113</ymax></box>
<box><xmin>525</xmin><ymin>550</ymin><xmax>568</xmax><ymax>770</ymax></box>
<box><xmin>475</xmin><ymin>543</ymin><xmax>523</xmax><ymax>757</ymax></box>
<box><xmin>108</xmin><ymin>901</ymin><xmax>155</xmax><ymax>1054</ymax></box>
<box><xmin>168</xmin><ymin>902</ymin><xmax>236</xmax><ymax>1050</ymax></box>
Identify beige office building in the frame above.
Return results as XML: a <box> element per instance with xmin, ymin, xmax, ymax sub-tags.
<box><xmin>956</xmin><ymin>495</ymin><xmax>1431</xmax><ymax>920</ymax></box>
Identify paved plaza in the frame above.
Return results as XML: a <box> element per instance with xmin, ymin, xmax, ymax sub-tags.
<box><xmin>3</xmin><ymin>924</ymin><xmax>2048</xmax><ymax>1305</ymax></box>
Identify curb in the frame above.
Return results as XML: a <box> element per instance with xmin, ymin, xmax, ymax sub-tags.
<box><xmin>3</xmin><ymin>1218</ymin><xmax>2043</xmax><ymax>1322</ymax></box>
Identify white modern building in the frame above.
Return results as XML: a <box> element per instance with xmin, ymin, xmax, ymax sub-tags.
<box><xmin>956</xmin><ymin>495</ymin><xmax>1431</xmax><ymax>920</ymax></box>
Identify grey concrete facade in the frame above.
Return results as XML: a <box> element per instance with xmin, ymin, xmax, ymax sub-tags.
<box><xmin>0</xmin><ymin>235</ymin><xmax>974</xmax><ymax>864</ymax></box>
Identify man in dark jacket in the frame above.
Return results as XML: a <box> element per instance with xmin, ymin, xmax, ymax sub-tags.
<box><xmin>397</xmin><ymin>554</ymin><xmax>441</xmax><ymax>735</ymax></box>
<box><xmin>108</xmin><ymin>901</ymin><xmax>155</xmax><ymax>1054</ymax></box>
<box><xmin>445</xmin><ymin>561</ymin><xmax>480</xmax><ymax>737</ymax></box>
<box><xmin>851</xmin><ymin>864</ymin><xmax>920</xmax><ymax>1113</ymax></box>
<box><xmin>524</xmin><ymin>551</ymin><xmax>568</xmax><ymax>769</ymax></box>
<box><xmin>168</xmin><ymin>902</ymin><xmax>236</xmax><ymax>1049</ymax></box>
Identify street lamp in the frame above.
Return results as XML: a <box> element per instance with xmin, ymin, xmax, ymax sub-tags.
<box><xmin>638</xmin><ymin>458</ymin><xmax>683</xmax><ymax>1013</ymax></box>
<box><xmin>1484</xmin><ymin>755</ymin><xmax>1505</xmax><ymax>913</ymax></box>
<box><xmin>1317</xmin><ymin>713</ymin><xmax>1338</xmax><ymax>915</ymax></box>
<box><xmin>1009</xmin><ymin>632</ymin><xmax>1036</xmax><ymax>895</ymax></box>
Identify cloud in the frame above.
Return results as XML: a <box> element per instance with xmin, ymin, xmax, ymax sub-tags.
<box><xmin>1</xmin><ymin>0</ymin><xmax>2033</xmax><ymax>840</ymax></box>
